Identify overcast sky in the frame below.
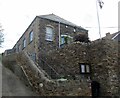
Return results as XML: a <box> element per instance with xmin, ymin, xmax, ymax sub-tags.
<box><xmin>0</xmin><ymin>0</ymin><xmax>119</xmax><ymax>53</ymax></box>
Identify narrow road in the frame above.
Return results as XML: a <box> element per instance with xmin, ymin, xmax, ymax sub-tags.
<box><xmin>0</xmin><ymin>61</ymin><xmax>2</xmax><ymax>97</ymax></box>
<box><xmin>2</xmin><ymin>62</ymin><xmax>38</xmax><ymax>96</ymax></box>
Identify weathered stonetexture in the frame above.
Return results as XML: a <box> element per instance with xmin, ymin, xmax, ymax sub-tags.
<box><xmin>43</xmin><ymin>79</ymin><xmax>91</xmax><ymax>96</ymax></box>
<box><xmin>41</xmin><ymin>39</ymin><xmax>120</xmax><ymax>96</ymax></box>
<box><xmin>2</xmin><ymin>52</ymin><xmax>91</xmax><ymax>96</ymax></box>
<box><xmin>4</xmin><ymin>14</ymin><xmax>120</xmax><ymax>96</ymax></box>
<box><xmin>3</xmin><ymin>38</ymin><xmax>119</xmax><ymax>96</ymax></box>
<box><xmin>88</xmin><ymin>39</ymin><xmax>119</xmax><ymax>96</ymax></box>
<box><xmin>42</xmin><ymin>42</ymin><xmax>89</xmax><ymax>76</ymax></box>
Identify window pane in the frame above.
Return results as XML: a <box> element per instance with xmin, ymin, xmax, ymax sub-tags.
<box><xmin>46</xmin><ymin>34</ymin><xmax>53</xmax><ymax>41</ymax></box>
<box><xmin>46</xmin><ymin>27</ymin><xmax>53</xmax><ymax>41</ymax></box>
<box><xmin>29</xmin><ymin>31</ymin><xmax>33</xmax><ymax>42</ymax></box>
<box><xmin>23</xmin><ymin>39</ymin><xmax>26</xmax><ymax>48</ymax></box>
<box><xmin>61</xmin><ymin>37</ymin><xmax>65</xmax><ymax>44</ymax></box>
<box><xmin>81</xmin><ymin>64</ymin><xmax>85</xmax><ymax>73</ymax></box>
<box><xmin>46</xmin><ymin>27</ymin><xmax>53</xmax><ymax>34</ymax></box>
<box><xmin>86</xmin><ymin>65</ymin><xmax>90</xmax><ymax>73</ymax></box>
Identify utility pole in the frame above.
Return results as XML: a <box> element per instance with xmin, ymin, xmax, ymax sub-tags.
<box><xmin>96</xmin><ymin>0</ymin><xmax>102</xmax><ymax>38</ymax></box>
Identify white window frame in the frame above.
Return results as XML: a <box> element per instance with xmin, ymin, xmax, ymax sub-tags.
<box><xmin>86</xmin><ymin>65</ymin><xmax>90</xmax><ymax>73</ymax></box>
<box><xmin>79</xmin><ymin>63</ymin><xmax>91</xmax><ymax>74</ymax></box>
<box><xmin>23</xmin><ymin>38</ymin><xmax>26</xmax><ymax>48</ymax></box>
<box><xmin>29</xmin><ymin>31</ymin><xmax>33</xmax><ymax>42</ymax></box>
<box><xmin>45</xmin><ymin>26</ymin><xmax>54</xmax><ymax>41</ymax></box>
<box><xmin>81</xmin><ymin>64</ymin><xmax>85</xmax><ymax>73</ymax></box>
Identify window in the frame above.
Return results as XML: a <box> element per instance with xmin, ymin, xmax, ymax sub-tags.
<box><xmin>86</xmin><ymin>65</ymin><xmax>90</xmax><ymax>73</ymax></box>
<box><xmin>81</xmin><ymin>64</ymin><xmax>85</xmax><ymax>73</ymax></box>
<box><xmin>74</xmin><ymin>28</ymin><xmax>76</xmax><ymax>32</ymax></box>
<box><xmin>18</xmin><ymin>44</ymin><xmax>21</xmax><ymax>52</ymax></box>
<box><xmin>65</xmin><ymin>25</ymin><xmax>68</xmax><ymax>28</ymax></box>
<box><xmin>61</xmin><ymin>36</ymin><xmax>65</xmax><ymax>45</ymax></box>
<box><xmin>29</xmin><ymin>31</ymin><xmax>33</xmax><ymax>42</ymax></box>
<box><xmin>23</xmin><ymin>38</ymin><xmax>26</xmax><ymax>48</ymax></box>
<box><xmin>79</xmin><ymin>63</ymin><xmax>91</xmax><ymax>74</ymax></box>
<box><xmin>45</xmin><ymin>26</ymin><xmax>54</xmax><ymax>41</ymax></box>
<box><xmin>60</xmin><ymin>35</ymin><xmax>73</xmax><ymax>45</ymax></box>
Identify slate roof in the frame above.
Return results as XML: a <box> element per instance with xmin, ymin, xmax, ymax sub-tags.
<box><xmin>38</xmin><ymin>14</ymin><xmax>86</xmax><ymax>30</ymax></box>
<box><xmin>104</xmin><ymin>31</ymin><xmax>120</xmax><ymax>41</ymax></box>
<box><xmin>111</xmin><ymin>31</ymin><xmax>120</xmax><ymax>39</ymax></box>
<box><xmin>111</xmin><ymin>31</ymin><xmax>120</xmax><ymax>41</ymax></box>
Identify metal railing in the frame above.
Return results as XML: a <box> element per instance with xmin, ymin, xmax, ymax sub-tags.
<box><xmin>27</xmin><ymin>51</ymin><xmax>60</xmax><ymax>79</ymax></box>
<box><xmin>40</xmin><ymin>57</ymin><xmax>60</xmax><ymax>79</ymax></box>
<box><xmin>39</xmin><ymin>48</ymin><xmax>60</xmax><ymax>79</ymax></box>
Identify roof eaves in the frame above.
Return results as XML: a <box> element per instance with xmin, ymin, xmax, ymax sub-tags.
<box><xmin>38</xmin><ymin>14</ymin><xmax>86</xmax><ymax>30</ymax></box>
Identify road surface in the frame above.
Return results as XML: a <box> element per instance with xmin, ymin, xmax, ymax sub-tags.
<box><xmin>1</xmin><ymin>62</ymin><xmax>38</xmax><ymax>96</ymax></box>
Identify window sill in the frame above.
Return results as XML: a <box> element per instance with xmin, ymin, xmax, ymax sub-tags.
<box><xmin>22</xmin><ymin>47</ymin><xmax>26</xmax><ymax>50</ymax></box>
<box><xmin>45</xmin><ymin>39</ymin><xmax>53</xmax><ymax>42</ymax></box>
<box><xmin>29</xmin><ymin>40</ymin><xmax>33</xmax><ymax>45</ymax></box>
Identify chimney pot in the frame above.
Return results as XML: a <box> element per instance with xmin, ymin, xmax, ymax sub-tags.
<box><xmin>106</xmin><ymin>32</ymin><xmax>110</xmax><ymax>36</ymax></box>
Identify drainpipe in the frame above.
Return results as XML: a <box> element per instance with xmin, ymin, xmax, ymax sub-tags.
<box><xmin>58</xmin><ymin>22</ymin><xmax>61</xmax><ymax>48</ymax></box>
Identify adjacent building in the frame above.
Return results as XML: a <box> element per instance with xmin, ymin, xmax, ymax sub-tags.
<box><xmin>105</xmin><ymin>32</ymin><xmax>120</xmax><ymax>41</ymax></box>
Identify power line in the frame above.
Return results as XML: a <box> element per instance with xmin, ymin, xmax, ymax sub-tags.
<box><xmin>85</xmin><ymin>27</ymin><xmax>119</xmax><ymax>28</ymax></box>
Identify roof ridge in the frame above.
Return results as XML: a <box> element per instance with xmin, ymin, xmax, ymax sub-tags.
<box><xmin>38</xmin><ymin>14</ymin><xmax>86</xmax><ymax>30</ymax></box>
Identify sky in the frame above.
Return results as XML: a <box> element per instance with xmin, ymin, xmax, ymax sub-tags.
<box><xmin>0</xmin><ymin>0</ymin><xmax>119</xmax><ymax>53</ymax></box>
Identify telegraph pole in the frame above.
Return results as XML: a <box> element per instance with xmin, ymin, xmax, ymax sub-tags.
<box><xmin>96</xmin><ymin>0</ymin><xmax>102</xmax><ymax>39</ymax></box>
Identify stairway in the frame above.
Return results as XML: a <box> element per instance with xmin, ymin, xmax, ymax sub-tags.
<box><xmin>20</xmin><ymin>64</ymin><xmax>41</xmax><ymax>93</ymax></box>
<box><xmin>40</xmin><ymin>57</ymin><xmax>60</xmax><ymax>79</ymax></box>
<box><xmin>16</xmin><ymin>51</ymin><xmax>53</xmax><ymax>94</ymax></box>
<box><xmin>39</xmin><ymin>49</ymin><xmax>60</xmax><ymax>79</ymax></box>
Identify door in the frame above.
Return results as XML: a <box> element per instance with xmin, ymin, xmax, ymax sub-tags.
<box><xmin>91</xmin><ymin>81</ymin><xmax>100</xmax><ymax>97</ymax></box>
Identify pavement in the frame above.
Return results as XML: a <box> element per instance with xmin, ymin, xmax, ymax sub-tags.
<box><xmin>1</xmin><ymin>62</ymin><xmax>38</xmax><ymax>96</ymax></box>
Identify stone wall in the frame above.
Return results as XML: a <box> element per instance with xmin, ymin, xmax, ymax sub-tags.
<box><xmin>2</xmin><ymin>53</ymin><xmax>30</xmax><ymax>86</ymax></box>
<box><xmin>40</xmin><ymin>39</ymin><xmax>120</xmax><ymax>96</ymax></box>
<box><xmin>42</xmin><ymin>79</ymin><xmax>91</xmax><ymax>96</ymax></box>
<box><xmin>42</xmin><ymin>42</ymin><xmax>89</xmax><ymax>76</ymax></box>
<box><xmin>2</xmin><ymin>52</ymin><xmax>91</xmax><ymax>96</ymax></box>
<box><xmin>90</xmin><ymin>39</ymin><xmax>119</xmax><ymax>96</ymax></box>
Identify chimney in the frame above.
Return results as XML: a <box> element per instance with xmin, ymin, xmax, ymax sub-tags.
<box><xmin>106</xmin><ymin>32</ymin><xmax>111</xmax><ymax>39</ymax></box>
<box><xmin>106</xmin><ymin>32</ymin><xmax>110</xmax><ymax>36</ymax></box>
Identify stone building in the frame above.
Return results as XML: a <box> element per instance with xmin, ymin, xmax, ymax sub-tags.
<box><xmin>12</xmin><ymin>14</ymin><xmax>88</xmax><ymax>62</ymax></box>
<box><xmin>4</xmin><ymin>13</ymin><xmax>120</xmax><ymax>96</ymax></box>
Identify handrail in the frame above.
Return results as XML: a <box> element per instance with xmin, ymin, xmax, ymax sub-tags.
<box><xmin>26</xmin><ymin>49</ymin><xmax>60</xmax><ymax>78</ymax></box>
<box><xmin>20</xmin><ymin>66</ymin><xmax>33</xmax><ymax>87</ymax></box>
<box><xmin>40</xmin><ymin>57</ymin><xmax>60</xmax><ymax>77</ymax></box>
<box><xmin>39</xmin><ymin>48</ymin><xmax>60</xmax><ymax>78</ymax></box>
<box><xmin>26</xmin><ymin>52</ymin><xmax>51</xmax><ymax>79</ymax></box>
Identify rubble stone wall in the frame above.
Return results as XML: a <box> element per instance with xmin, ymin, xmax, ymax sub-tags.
<box><xmin>41</xmin><ymin>39</ymin><xmax>119</xmax><ymax>96</ymax></box>
<box><xmin>2</xmin><ymin>53</ymin><xmax>30</xmax><ymax>86</ymax></box>
<box><xmin>90</xmin><ymin>39</ymin><xmax>119</xmax><ymax>96</ymax></box>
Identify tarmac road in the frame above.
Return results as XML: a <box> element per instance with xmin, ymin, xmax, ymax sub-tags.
<box><xmin>0</xmin><ymin>61</ymin><xmax>2</xmax><ymax>97</ymax></box>
<box><xmin>1</xmin><ymin>62</ymin><xmax>38</xmax><ymax>96</ymax></box>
